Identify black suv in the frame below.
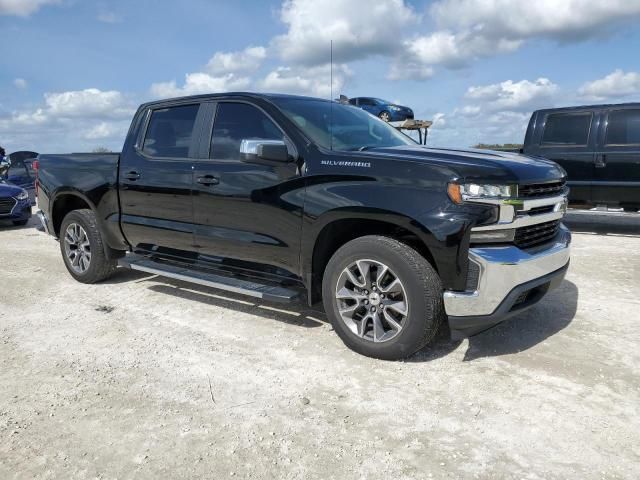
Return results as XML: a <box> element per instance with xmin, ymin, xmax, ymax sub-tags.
<box><xmin>523</xmin><ymin>103</ymin><xmax>640</xmax><ymax>211</ymax></box>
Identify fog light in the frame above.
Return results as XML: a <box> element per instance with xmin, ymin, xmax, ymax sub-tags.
<box><xmin>470</xmin><ymin>229</ymin><xmax>515</xmax><ymax>243</ymax></box>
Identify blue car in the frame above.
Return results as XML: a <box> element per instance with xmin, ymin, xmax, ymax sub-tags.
<box><xmin>0</xmin><ymin>180</ymin><xmax>32</xmax><ymax>226</ymax></box>
<box><xmin>348</xmin><ymin>97</ymin><xmax>414</xmax><ymax>122</ymax></box>
<box><xmin>7</xmin><ymin>151</ymin><xmax>38</xmax><ymax>205</ymax></box>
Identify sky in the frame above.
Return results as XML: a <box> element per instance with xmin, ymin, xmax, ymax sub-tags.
<box><xmin>2</xmin><ymin>0</ymin><xmax>640</xmax><ymax>153</ymax></box>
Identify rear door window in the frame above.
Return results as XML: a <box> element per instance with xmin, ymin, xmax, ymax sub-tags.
<box><xmin>142</xmin><ymin>104</ymin><xmax>200</xmax><ymax>158</ymax></box>
<box><xmin>541</xmin><ymin>112</ymin><xmax>592</xmax><ymax>146</ymax></box>
<box><xmin>605</xmin><ymin>109</ymin><xmax>640</xmax><ymax>145</ymax></box>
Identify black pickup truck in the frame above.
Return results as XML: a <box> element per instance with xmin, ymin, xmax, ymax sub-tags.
<box><xmin>37</xmin><ymin>93</ymin><xmax>571</xmax><ymax>359</ymax></box>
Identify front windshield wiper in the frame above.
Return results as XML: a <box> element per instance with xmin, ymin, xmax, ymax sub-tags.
<box><xmin>357</xmin><ymin>145</ymin><xmax>377</xmax><ymax>151</ymax></box>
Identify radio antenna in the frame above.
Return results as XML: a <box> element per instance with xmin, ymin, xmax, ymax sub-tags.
<box><xmin>330</xmin><ymin>39</ymin><xmax>333</xmax><ymax>151</ymax></box>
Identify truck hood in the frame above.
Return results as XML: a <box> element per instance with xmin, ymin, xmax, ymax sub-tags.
<box><xmin>362</xmin><ymin>145</ymin><xmax>566</xmax><ymax>184</ymax></box>
<box><xmin>0</xmin><ymin>181</ymin><xmax>24</xmax><ymax>197</ymax></box>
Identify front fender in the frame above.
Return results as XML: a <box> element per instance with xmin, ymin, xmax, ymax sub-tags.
<box><xmin>300</xmin><ymin>177</ymin><xmax>495</xmax><ymax>291</ymax></box>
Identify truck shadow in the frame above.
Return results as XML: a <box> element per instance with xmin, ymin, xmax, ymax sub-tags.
<box><xmin>461</xmin><ymin>279</ymin><xmax>578</xmax><ymax>361</ymax></box>
<box><xmin>104</xmin><ymin>268</ymin><xmax>578</xmax><ymax>361</ymax></box>
<box><xmin>410</xmin><ymin>279</ymin><xmax>579</xmax><ymax>362</ymax></box>
<box><xmin>110</xmin><ymin>271</ymin><xmax>329</xmax><ymax>329</ymax></box>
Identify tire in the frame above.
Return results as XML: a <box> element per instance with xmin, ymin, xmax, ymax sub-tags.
<box><xmin>12</xmin><ymin>219</ymin><xmax>29</xmax><ymax>226</ymax></box>
<box><xmin>322</xmin><ymin>235</ymin><xmax>444</xmax><ymax>360</ymax></box>
<box><xmin>379</xmin><ymin>111</ymin><xmax>391</xmax><ymax>122</ymax></box>
<box><xmin>59</xmin><ymin>209</ymin><xmax>117</xmax><ymax>283</ymax></box>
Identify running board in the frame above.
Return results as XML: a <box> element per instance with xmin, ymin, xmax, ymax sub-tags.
<box><xmin>119</xmin><ymin>254</ymin><xmax>299</xmax><ymax>304</ymax></box>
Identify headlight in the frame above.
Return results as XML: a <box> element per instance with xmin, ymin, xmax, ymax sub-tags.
<box><xmin>389</xmin><ymin>106</ymin><xmax>401</xmax><ymax>111</ymax></box>
<box><xmin>16</xmin><ymin>190</ymin><xmax>29</xmax><ymax>201</ymax></box>
<box><xmin>448</xmin><ymin>183</ymin><xmax>516</xmax><ymax>204</ymax></box>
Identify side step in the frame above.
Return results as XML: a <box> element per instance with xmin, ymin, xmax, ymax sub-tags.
<box><xmin>118</xmin><ymin>254</ymin><xmax>300</xmax><ymax>304</ymax></box>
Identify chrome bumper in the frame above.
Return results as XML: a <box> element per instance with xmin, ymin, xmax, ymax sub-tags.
<box><xmin>444</xmin><ymin>224</ymin><xmax>571</xmax><ymax>319</ymax></box>
<box><xmin>36</xmin><ymin>209</ymin><xmax>52</xmax><ymax>234</ymax></box>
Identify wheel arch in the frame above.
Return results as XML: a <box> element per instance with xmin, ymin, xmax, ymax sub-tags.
<box><xmin>51</xmin><ymin>190</ymin><xmax>124</xmax><ymax>261</ymax></box>
<box><xmin>51</xmin><ymin>190</ymin><xmax>97</xmax><ymax>237</ymax></box>
<box><xmin>303</xmin><ymin>212</ymin><xmax>439</xmax><ymax>305</ymax></box>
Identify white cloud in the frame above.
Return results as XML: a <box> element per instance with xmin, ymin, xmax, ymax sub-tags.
<box><xmin>431</xmin><ymin>0</ymin><xmax>640</xmax><ymax>42</ymax></box>
<box><xmin>206</xmin><ymin>46</ymin><xmax>266</xmax><ymax>75</ymax></box>
<box><xmin>397</xmin><ymin>0</ymin><xmax>640</xmax><ymax>77</ymax></box>
<box><xmin>0</xmin><ymin>88</ymin><xmax>134</xmax><ymax>152</ymax></box>
<box><xmin>578</xmin><ymin>69</ymin><xmax>640</xmax><ymax>101</ymax></box>
<box><xmin>429</xmin><ymin>77</ymin><xmax>559</xmax><ymax>147</ymax></box>
<box><xmin>464</xmin><ymin>78</ymin><xmax>558</xmax><ymax>111</ymax></box>
<box><xmin>13</xmin><ymin>78</ymin><xmax>27</xmax><ymax>89</ymax></box>
<box><xmin>43</xmin><ymin>88</ymin><xmax>133</xmax><ymax>119</ymax></box>
<box><xmin>0</xmin><ymin>0</ymin><xmax>59</xmax><ymax>16</ymax></box>
<box><xmin>258</xmin><ymin>64</ymin><xmax>352</xmax><ymax>98</ymax></box>
<box><xmin>150</xmin><ymin>72</ymin><xmax>251</xmax><ymax>99</ymax></box>
<box><xmin>273</xmin><ymin>0</ymin><xmax>415</xmax><ymax>65</ymax></box>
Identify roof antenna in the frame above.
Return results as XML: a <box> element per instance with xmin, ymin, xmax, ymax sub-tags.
<box><xmin>330</xmin><ymin>39</ymin><xmax>333</xmax><ymax>151</ymax></box>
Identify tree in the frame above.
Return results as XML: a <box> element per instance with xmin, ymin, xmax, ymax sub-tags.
<box><xmin>92</xmin><ymin>147</ymin><xmax>112</xmax><ymax>153</ymax></box>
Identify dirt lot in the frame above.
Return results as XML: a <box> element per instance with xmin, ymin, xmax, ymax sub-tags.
<box><xmin>1</xmin><ymin>210</ymin><xmax>639</xmax><ymax>479</ymax></box>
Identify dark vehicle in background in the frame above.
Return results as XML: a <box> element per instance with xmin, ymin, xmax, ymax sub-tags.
<box><xmin>523</xmin><ymin>103</ymin><xmax>640</xmax><ymax>211</ymax></box>
<box><xmin>0</xmin><ymin>180</ymin><xmax>32</xmax><ymax>226</ymax></box>
<box><xmin>6</xmin><ymin>151</ymin><xmax>38</xmax><ymax>205</ymax></box>
<box><xmin>36</xmin><ymin>93</ymin><xmax>570</xmax><ymax>360</ymax></box>
<box><xmin>348</xmin><ymin>97</ymin><xmax>414</xmax><ymax>122</ymax></box>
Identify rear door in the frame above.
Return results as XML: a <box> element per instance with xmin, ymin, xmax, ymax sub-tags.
<box><xmin>119</xmin><ymin>102</ymin><xmax>204</xmax><ymax>254</ymax></box>
<box><xmin>595</xmin><ymin>106</ymin><xmax>640</xmax><ymax>207</ymax></box>
<box><xmin>536</xmin><ymin>110</ymin><xmax>597</xmax><ymax>204</ymax></box>
<box><xmin>191</xmin><ymin>101</ymin><xmax>303</xmax><ymax>275</ymax></box>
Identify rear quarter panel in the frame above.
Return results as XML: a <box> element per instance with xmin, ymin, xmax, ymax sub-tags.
<box><xmin>38</xmin><ymin>153</ymin><xmax>127</xmax><ymax>250</ymax></box>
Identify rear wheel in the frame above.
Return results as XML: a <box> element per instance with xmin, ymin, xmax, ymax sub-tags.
<box><xmin>379</xmin><ymin>111</ymin><xmax>391</xmax><ymax>122</ymax></box>
<box><xmin>322</xmin><ymin>235</ymin><xmax>444</xmax><ymax>360</ymax></box>
<box><xmin>59</xmin><ymin>209</ymin><xmax>117</xmax><ymax>283</ymax></box>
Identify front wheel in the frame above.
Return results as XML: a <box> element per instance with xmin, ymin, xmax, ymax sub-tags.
<box><xmin>379</xmin><ymin>111</ymin><xmax>391</xmax><ymax>122</ymax></box>
<box><xmin>322</xmin><ymin>236</ymin><xmax>444</xmax><ymax>360</ymax></box>
<box><xmin>59</xmin><ymin>209</ymin><xmax>117</xmax><ymax>283</ymax></box>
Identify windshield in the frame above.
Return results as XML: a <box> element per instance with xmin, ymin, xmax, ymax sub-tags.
<box><xmin>271</xmin><ymin>98</ymin><xmax>415</xmax><ymax>151</ymax></box>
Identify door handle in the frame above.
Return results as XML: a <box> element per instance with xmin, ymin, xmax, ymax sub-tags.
<box><xmin>595</xmin><ymin>154</ymin><xmax>606</xmax><ymax>168</ymax></box>
<box><xmin>196</xmin><ymin>175</ymin><xmax>219</xmax><ymax>186</ymax></box>
<box><xmin>124</xmin><ymin>170</ymin><xmax>141</xmax><ymax>180</ymax></box>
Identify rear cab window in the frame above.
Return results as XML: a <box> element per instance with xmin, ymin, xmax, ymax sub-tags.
<box><xmin>541</xmin><ymin>112</ymin><xmax>593</xmax><ymax>147</ymax></box>
<box><xmin>142</xmin><ymin>104</ymin><xmax>200</xmax><ymax>158</ymax></box>
<box><xmin>605</xmin><ymin>109</ymin><xmax>640</xmax><ymax>145</ymax></box>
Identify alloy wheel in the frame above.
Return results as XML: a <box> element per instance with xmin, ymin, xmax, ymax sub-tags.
<box><xmin>335</xmin><ymin>259</ymin><xmax>408</xmax><ymax>343</ymax></box>
<box><xmin>63</xmin><ymin>223</ymin><xmax>92</xmax><ymax>274</ymax></box>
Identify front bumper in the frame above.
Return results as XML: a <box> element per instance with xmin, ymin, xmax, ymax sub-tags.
<box><xmin>0</xmin><ymin>197</ymin><xmax>32</xmax><ymax>222</ymax></box>
<box><xmin>444</xmin><ymin>224</ymin><xmax>571</xmax><ymax>338</ymax></box>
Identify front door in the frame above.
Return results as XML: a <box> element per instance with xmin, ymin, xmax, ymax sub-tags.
<box><xmin>594</xmin><ymin>107</ymin><xmax>640</xmax><ymax>207</ymax></box>
<box><xmin>536</xmin><ymin>110</ymin><xmax>597</xmax><ymax>204</ymax></box>
<box><xmin>119</xmin><ymin>103</ymin><xmax>201</xmax><ymax>255</ymax></box>
<box><xmin>192</xmin><ymin>101</ymin><xmax>303</xmax><ymax>276</ymax></box>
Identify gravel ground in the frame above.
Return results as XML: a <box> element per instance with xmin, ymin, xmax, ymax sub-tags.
<box><xmin>1</xmin><ymin>210</ymin><xmax>639</xmax><ymax>479</ymax></box>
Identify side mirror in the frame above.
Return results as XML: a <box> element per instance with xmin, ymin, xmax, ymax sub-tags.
<box><xmin>240</xmin><ymin>139</ymin><xmax>290</xmax><ymax>163</ymax></box>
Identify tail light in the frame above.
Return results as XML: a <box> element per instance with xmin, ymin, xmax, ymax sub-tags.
<box><xmin>32</xmin><ymin>159</ymin><xmax>39</xmax><ymax>198</ymax></box>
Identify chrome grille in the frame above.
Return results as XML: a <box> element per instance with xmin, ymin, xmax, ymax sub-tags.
<box><xmin>0</xmin><ymin>198</ymin><xmax>16</xmax><ymax>215</ymax></box>
<box><xmin>518</xmin><ymin>180</ymin><xmax>566</xmax><ymax>198</ymax></box>
<box><xmin>514</xmin><ymin>220</ymin><xmax>561</xmax><ymax>249</ymax></box>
